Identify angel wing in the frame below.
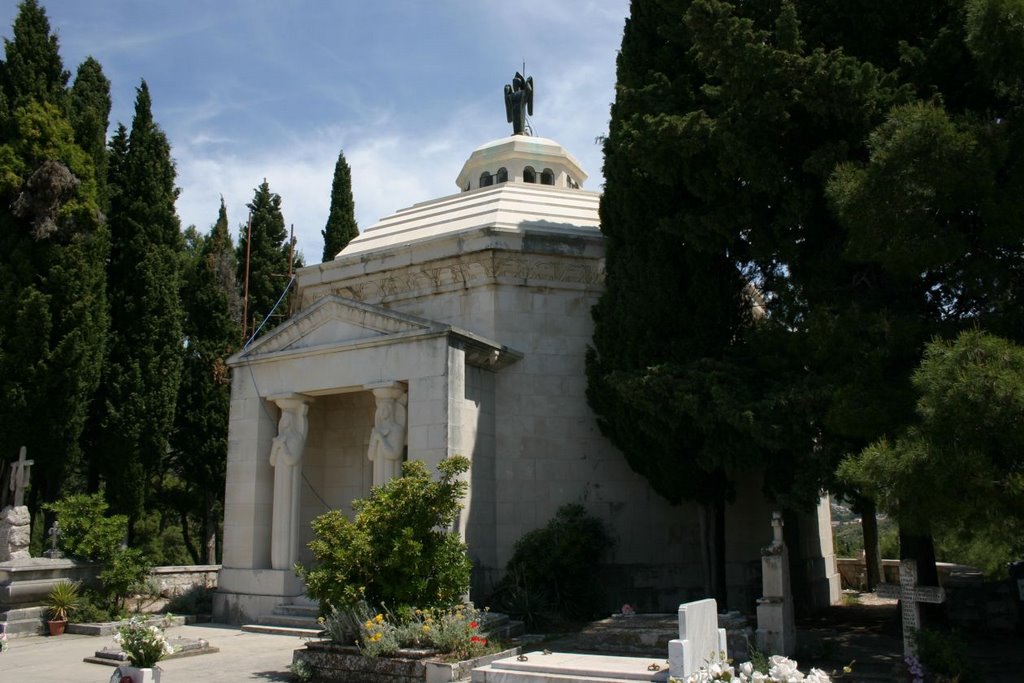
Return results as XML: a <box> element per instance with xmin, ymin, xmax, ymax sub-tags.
<box><xmin>525</xmin><ymin>76</ymin><xmax>534</xmax><ymax>117</ymax></box>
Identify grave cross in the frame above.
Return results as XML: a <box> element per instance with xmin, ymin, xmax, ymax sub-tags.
<box><xmin>9</xmin><ymin>446</ymin><xmax>34</xmax><ymax>507</ymax></box>
<box><xmin>45</xmin><ymin>520</ymin><xmax>63</xmax><ymax>559</ymax></box>
<box><xmin>876</xmin><ymin>558</ymin><xmax>945</xmax><ymax>656</ymax></box>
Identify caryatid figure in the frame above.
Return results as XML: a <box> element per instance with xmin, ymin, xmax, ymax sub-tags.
<box><xmin>269</xmin><ymin>396</ymin><xmax>310</xmax><ymax>570</ymax></box>
<box><xmin>367</xmin><ymin>386</ymin><xmax>407</xmax><ymax>487</ymax></box>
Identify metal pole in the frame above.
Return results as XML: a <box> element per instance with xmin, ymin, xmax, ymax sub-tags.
<box><xmin>241</xmin><ymin>210</ymin><xmax>253</xmax><ymax>343</ymax></box>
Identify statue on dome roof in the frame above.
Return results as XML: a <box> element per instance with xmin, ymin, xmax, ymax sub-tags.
<box><xmin>504</xmin><ymin>71</ymin><xmax>534</xmax><ymax>136</ymax></box>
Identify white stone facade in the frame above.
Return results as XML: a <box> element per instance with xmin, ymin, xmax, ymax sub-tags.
<box><xmin>213</xmin><ymin>136</ymin><xmax>840</xmax><ymax>623</ymax></box>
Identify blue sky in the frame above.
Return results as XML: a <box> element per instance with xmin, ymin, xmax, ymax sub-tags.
<box><xmin>1</xmin><ymin>1</ymin><xmax>629</xmax><ymax>260</ymax></box>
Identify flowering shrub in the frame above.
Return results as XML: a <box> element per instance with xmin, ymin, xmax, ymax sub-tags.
<box><xmin>114</xmin><ymin>616</ymin><xmax>175</xmax><ymax>668</ymax></box>
<box><xmin>673</xmin><ymin>655</ymin><xmax>835</xmax><ymax>683</ymax></box>
<box><xmin>349</xmin><ymin>603</ymin><xmax>493</xmax><ymax>660</ymax></box>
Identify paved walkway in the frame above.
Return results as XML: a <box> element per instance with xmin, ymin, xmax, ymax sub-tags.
<box><xmin>2</xmin><ymin>624</ymin><xmax>304</xmax><ymax>683</ymax></box>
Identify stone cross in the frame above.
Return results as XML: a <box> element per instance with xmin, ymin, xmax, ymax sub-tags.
<box><xmin>876</xmin><ymin>558</ymin><xmax>945</xmax><ymax>656</ymax></box>
<box><xmin>668</xmin><ymin>598</ymin><xmax>728</xmax><ymax>679</ymax></box>
<box><xmin>45</xmin><ymin>520</ymin><xmax>63</xmax><ymax>559</ymax></box>
<box><xmin>9</xmin><ymin>446</ymin><xmax>34</xmax><ymax>507</ymax></box>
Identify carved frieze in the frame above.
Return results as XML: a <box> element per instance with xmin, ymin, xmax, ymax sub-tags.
<box><xmin>301</xmin><ymin>251</ymin><xmax>605</xmax><ymax>309</ymax></box>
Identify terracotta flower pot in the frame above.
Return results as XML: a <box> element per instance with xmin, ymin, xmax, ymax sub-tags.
<box><xmin>48</xmin><ymin>619</ymin><xmax>67</xmax><ymax>636</ymax></box>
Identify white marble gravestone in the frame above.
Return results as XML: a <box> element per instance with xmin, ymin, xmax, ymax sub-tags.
<box><xmin>668</xmin><ymin>598</ymin><xmax>728</xmax><ymax>679</ymax></box>
<box><xmin>876</xmin><ymin>558</ymin><xmax>945</xmax><ymax>656</ymax></box>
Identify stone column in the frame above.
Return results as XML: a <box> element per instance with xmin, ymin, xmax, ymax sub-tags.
<box><xmin>366</xmin><ymin>383</ymin><xmax>407</xmax><ymax>487</ymax></box>
<box><xmin>269</xmin><ymin>395</ymin><xmax>311</xmax><ymax>570</ymax></box>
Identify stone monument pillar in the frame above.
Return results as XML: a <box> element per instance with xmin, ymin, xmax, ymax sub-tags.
<box><xmin>755</xmin><ymin>511</ymin><xmax>796</xmax><ymax>656</ymax></box>
<box><xmin>0</xmin><ymin>446</ymin><xmax>33</xmax><ymax>562</ymax></box>
<box><xmin>366</xmin><ymin>383</ymin><xmax>408</xmax><ymax>487</ymax></box>
<box><xmin>269</xmin><ymin>396</ymin><xmax>311</xmax><ymax>570</ymax></box>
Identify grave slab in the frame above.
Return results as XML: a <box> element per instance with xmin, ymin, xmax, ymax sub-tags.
<box><xmin>472</xmin><ymin>652</ymin><xmax>670</xmax><ymax>682</ymax></box>
<box><xmin>83</xmin><ymin>636</ymin><xmax>219</xmax><ymax>666</ymax></box>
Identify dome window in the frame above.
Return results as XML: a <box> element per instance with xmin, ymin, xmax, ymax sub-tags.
<box><xmin>480</xmin><ymin>172</ymin><xmax>493</xmax><ymax>188</ymax></box>
<box><xmin>541</xmin><ymin>168</ymin><xmax>555</xmax><ymax>185</ymax></box>
<box><xmin>497</xmin><ymin>167</ymin><xmax>508</xmax><ymax>183</ymax></box>
<box><xmin>523</xmin><ymin>166</ymin><xmax>536</xmax><ymax>183</ymax></box>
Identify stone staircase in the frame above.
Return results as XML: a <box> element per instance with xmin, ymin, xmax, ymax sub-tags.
<box><xmin>241</xmin><ymin>602</ymin><xmax>322</xmax><ymax>637</ymax></box>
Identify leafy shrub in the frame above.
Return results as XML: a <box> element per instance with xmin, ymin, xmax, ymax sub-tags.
<box><xmin>913</xmin><ymin>628</ymin><xmax>972</xmax><ymax>682</ymax></box>
<box><xmin>320</xmin><ymin>600</ymin><xmax>375</xmax><ymax>644</ymax></box>
<box><xmin>300</xmin><ymin>457</ymin><xmax>472</xmax><ymax>613</ymax></box>
<box><xmin>44</xmin><ymin>493</ymin><xmax>152</xmax><ymax>611</ymax></box>
<box><xmin>493</xmin><ymin>503</ymin><xmax>613</xmax><ymax>625</ymax></box>
<box><xmin>165</xmin><ymin>585</ymin><xmax>214</xmax><ymax>615</ymax></box>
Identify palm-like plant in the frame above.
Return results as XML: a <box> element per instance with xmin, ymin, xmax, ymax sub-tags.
<box><xmin>44</xmin><ymin>580</ymin><xmax>81</xmax><ymax>622</ymax></box>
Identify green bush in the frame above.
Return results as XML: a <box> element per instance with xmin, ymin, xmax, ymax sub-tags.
<box><xmin>914</xmin><ymin>628</ymin><xmax>972</xmax><ymax>682</ymax></box>
<box><xmin>165</xmin><ymin>585</ymin><xmax>214</xmax><ymax>615</ymax></box>
<box><xmin>299</xmin><ymin>456</ymin><xmax>472</xmax><ymax>613</ymax></box>
<box><xmin>493</xmin><ymin>503</ymin><xmax>613</xmax><ymax>626</ymax></box>
<box><xmin>44</xmin><ymin>493</ymin><xmax>151</xmax><ymax>611</ymax></box>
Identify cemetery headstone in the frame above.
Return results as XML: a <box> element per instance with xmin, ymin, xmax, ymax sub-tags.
<box><xmin>667</xmin><ymin>598</ymin><xmax>728</xmax><ymax>679</ymax></box>
<box><xmin>755</xmin><ymin>511</ymin><xmax>796</xmax><ymax>656</ymax></box>
<box><xmin>876</xmin><ymin>558</ymin><xmax>945</xmax><ymax>656</ymax></box>
<box><xmin>9</xmin><ymin>446</ymin><xmax>33</xmax><ymax>507</ymax></box>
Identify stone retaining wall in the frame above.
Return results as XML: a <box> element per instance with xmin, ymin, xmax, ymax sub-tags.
<box><xmin>149</xmin><ymin>565</ymin><xmax>219</xmax><ymax>597</ymax></box>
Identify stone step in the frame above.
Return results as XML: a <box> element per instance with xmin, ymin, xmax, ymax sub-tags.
<box><xmin>259</xmin><ymin>612</ymin><xmax>322</xmax><ymax>629</ymax></box>
<box><xmin>273</xmin><ymin>604</ymin><xmax>319</xmax><ymax>618</ymax></box>
<box><xmin>241</xmin><ymin>623</ymin><xmax>323</xmax><ymax>637</ymax></box>
<box><xmin>0</xmin><ymin>616</ymin><xmax>46</xmax><ymax>637</ymax></box>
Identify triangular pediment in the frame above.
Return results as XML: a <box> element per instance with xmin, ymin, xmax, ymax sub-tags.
<box><xmin>231</xmin><ymin>295</ymin><xmax>444</xmax><ymax>362</ymax></box>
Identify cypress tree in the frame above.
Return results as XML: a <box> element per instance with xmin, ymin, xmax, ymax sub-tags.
<box><xmin>69</xmin><ymin>57</ymin><xmax>111</xmax><ymax>209</ymax></box>
<box><xmin>321</xmin><ymin>148</ymin><xmax>358</xmax><ymax>261</ymax></box>
<box><xmin>237</xmin><ymin>180</ymin><xmax>293</xmax><ymax>338</ymax></box>
<box><xmin>0</xmin><ymin>0</ymin><xmax>68</xmax><ymax>112</ymax></box>
<box><xmin>0</xmin><ymin>1</ymin><xmax>107</xmax><ymax>513</ymax></box>
<box><xmin>172</xmin><ymin>198</ymin><xmax>240</xmax><ymax>562</ymax></box>
<box><xmin>100</xmin><ymin>81</ymin><xmax>184</xmax><ymax>527</ymax></box>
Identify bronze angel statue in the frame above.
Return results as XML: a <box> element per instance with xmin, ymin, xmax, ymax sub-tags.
<box><xmin>504</xmin><ymin>72</ymin><xmax>534</xmax><ymax>136</ymax></box>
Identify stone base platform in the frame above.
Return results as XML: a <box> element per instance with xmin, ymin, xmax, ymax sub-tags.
<box><xmin>84</xmin><ymin>636</ymin><xmax>219</xmax><ymax>666</ymax></box>
<box><xmin>472</xmin><ymin>652</ymin><xmax>671</xmax><ymax>683</ymax></box>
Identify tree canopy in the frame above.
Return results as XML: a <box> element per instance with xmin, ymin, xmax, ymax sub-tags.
<box><xmin>590</xmin><ymin>0</ymin><xmax>1024</xmax><ymax>601</ymax></box>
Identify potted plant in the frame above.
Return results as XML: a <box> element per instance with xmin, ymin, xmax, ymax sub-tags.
<box><xmin>114</xmin><ymin>616</ymin><xmax>175</xmax><ymax>683</ymax></box>
<box><xmin>43</xmin><ymin>580</ymin><xmax>80</xmax><ymax>636</ymax></box>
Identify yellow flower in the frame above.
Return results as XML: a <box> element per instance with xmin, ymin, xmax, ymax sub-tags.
<box><xmin>372</xmin><ymin>632</ymin><xmax>383</xmax><ymax>641</ymax></box>
<box><xmin>374</xmin><ymin>614</ymin><xmax>384</xmax><ymax>623</ymax></box>
<box><xmin>364</xmin><ymin>620</ymin><xmax>374</xmax><ymax>629</ymax></box>
<box><xmin>421</xmin><ymin>625</ymin><xmax>431</xmax><ymax>633</ymax></box>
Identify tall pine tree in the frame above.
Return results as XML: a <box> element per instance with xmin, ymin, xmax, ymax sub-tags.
<box><xmin>321</xmin><ymin>148</ymin><xmax>358</xmax><ymax>261</ymax></box>
<box><xmin>0</xmin><ymin>0</ymin><xmax>108</xmax><ymax>513</ymax></box>
<box><xmin>237</xmin><ymin>180</ymin><xmax>293</xmax><ymax>339</ymax></box>
<box><xmin>172</xmin><ymin>198</ymin><xmax>240</xmax><ymax>563</ymax></box>
<box><xmin>99</xmin><ymin>81</ymin><xmax>184</xmax><ymax>529</ymax></box>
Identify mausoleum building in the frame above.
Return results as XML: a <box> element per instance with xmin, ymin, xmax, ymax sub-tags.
<box><xmin>213</xmin><ymin>128</ymin><xmax>841</xmax><ymax>624</ymax></box>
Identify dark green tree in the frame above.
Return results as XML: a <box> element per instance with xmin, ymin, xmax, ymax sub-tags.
<box><xmin>590</xmin><ymin>0</ymin><xmax>1024</xmax><ymax>607</ymax></box>
<box><xmin>321</xmin><ymin>148</ymin><xmax>358</xmax><ymax>261</ymax></box>
<box><xmin>69</xmin><ymin>57</ymin><xmax>111</xmax><ymax>209</ymax></box>
<box><xmin>0</xmin><ymin>0</ymin><xmax>68</xmax><ymax>113</ymax></box>
<box><xmin>0</xmin><ymin>1</ymin><xmax>108</xmax><ymax>515</ymax></box>
<box><xmin>840</xmin><ymin>331</ymin><xmax>1024</xmax><ymax>565</ymax></box>
<box><xmin>171</xmin><ymin>198</ymin><xmax>240</xmax><ymax>563</ymax></box>
<box><xmin>99</xmin><ymin>81</ymin><xmax>184</xmax><ymax>529</ymax></box>
<box><xmin>237</xmin><ymin>180</ymin><xmax>293</xmax><ymax>339</ymax></box>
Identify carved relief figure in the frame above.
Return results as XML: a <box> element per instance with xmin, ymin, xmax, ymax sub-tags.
<box><xmin>269</xmin><ymin>398</ymin><xmax>309</xmax><ymax>569</ymax></box>
<box><xmin>368</xmin><ymin>387</ymin><xmax>408</xmax><ymax>487</ymax></box>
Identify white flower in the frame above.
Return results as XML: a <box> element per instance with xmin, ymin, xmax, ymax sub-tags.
<box><xmin>739</xmin><ymin>662</ymin><xmax>754</xmax><ymax>678</ymax></box>
<box><xmin>805</xmin><ymin>669</ymin><xmax>831</xmax><ymax>683</ymax></box>
<box><xmin>768</xmin><ymin>656</ymin><xmax>803</xmax><ymax>681</ymax></box>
